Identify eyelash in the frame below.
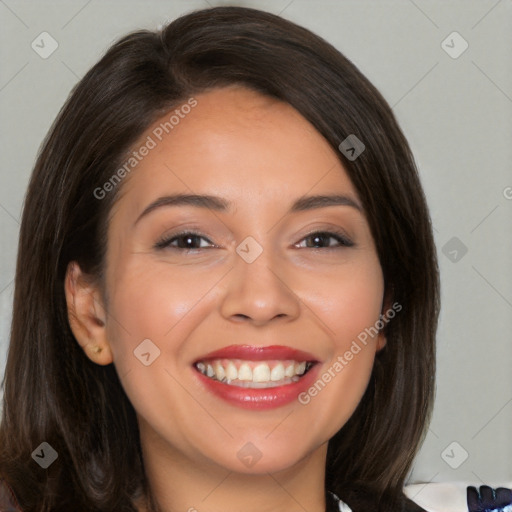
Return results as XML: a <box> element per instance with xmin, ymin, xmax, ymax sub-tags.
<box><xmin>154</xmin><ymin>229</ymin><xmax>354</xmax><ymax>252</ymax></box>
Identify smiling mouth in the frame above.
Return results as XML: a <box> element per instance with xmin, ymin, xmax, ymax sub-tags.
<box><xmin>193</xmin><ymin>358</ymin><xmax>316</xmax><ymax>389</ymax></box>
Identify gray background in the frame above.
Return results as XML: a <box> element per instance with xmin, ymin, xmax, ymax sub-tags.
<box><xmin>1</xmin><ymin>0</ymin><xmax>511</xmax><ymax>493</ymax></box>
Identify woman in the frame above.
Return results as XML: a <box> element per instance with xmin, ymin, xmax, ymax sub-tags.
<box><xmin>0</xmin><ymin>6</ymin><xmax>440</xmax><ymax>511</ymax></box>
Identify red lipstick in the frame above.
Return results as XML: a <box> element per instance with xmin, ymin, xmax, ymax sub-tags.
<box><xmin>192</xmin><ymin>344</ymin><xmax>320</xmax><ymax>410</ymax></box>
<box><xmin>194</xmin><ymin>344</ymin><xmax>318</xmax><ymax>363</ymax></box>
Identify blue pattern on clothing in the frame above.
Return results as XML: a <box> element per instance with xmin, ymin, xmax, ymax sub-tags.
<box><xmin>467</xmin><ymin>485</ymin><xmax>512</xmax><ymax>512</ymax></box>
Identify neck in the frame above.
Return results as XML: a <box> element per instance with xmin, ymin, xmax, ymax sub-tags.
<box><xmin>138</xmin><ymin>419</ymin><xmax>329</xmax><ymax>512</ymax></box>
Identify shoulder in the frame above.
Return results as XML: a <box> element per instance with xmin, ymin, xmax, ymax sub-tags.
<box><xmin>404</xmin><ymin>481</ymin><xmax>512</xmax><ymax>512</ymax></box>
<box><xmin>333</xmin><ymin>481</ymin><xmax>512</xmax><ymax>511</ymax></box>
<box><xmin>0</xmin><ymin>478</ymin><xmax>22</xmax><ymax>511</ymax></box>
<box><xmin>330</xmin><ymin>488</ymin><xmax>429</xmax><ymax>511</ymax></box>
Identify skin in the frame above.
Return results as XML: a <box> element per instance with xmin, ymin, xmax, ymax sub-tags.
<box><xmin>65</xmin><ymin>85</ymin><xmax>387</xmax><ymax>512</ymax></box>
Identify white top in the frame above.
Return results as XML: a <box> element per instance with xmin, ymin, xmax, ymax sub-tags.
<box><xmin>330</xmin><ymin>482</ymin><xmax>512</xmax><ymax>511</ymax></box>
<box><xmin>404</xmin><ymin>481</ymin><xmax>512</xmax><ymax>512</ymax></box>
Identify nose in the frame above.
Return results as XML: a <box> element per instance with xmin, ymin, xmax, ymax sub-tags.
<box><xmin>219</xmin><ymin>242</ymin><xmax>301</xmax><ymax>327</ymax></box>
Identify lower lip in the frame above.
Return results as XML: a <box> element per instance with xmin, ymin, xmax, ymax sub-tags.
<box><xmin>193</xmin><ymin>363</ymin><xmax>321</xmax><ymax>410</ymax></box>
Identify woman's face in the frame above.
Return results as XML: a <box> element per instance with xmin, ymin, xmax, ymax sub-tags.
<box><xmin>99</xmin><ymin>85</ymin><xmax>386</xmax><ymax>474</ymax></box>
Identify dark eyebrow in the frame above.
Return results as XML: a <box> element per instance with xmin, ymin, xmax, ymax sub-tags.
<box><xmin>133</xmin><ymin>193</ymin><xmax>362</xmax><ymax>226</ymax></box>
<box><xmin>290</xmin><ymin>194</ymin><xmax>361</xmax><ymax>212</ymax></box>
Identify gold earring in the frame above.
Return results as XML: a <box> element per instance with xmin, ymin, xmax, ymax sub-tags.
<box><xmin>92</xmin><ymin>345</ymin><xmax>103</xmax><ymax>354</ymax></box>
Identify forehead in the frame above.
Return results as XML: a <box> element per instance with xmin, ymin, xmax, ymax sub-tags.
<box><xmin>111</xmin><ymin>85</ymin><xmax>358</xmax><ymax>221</ymax></box>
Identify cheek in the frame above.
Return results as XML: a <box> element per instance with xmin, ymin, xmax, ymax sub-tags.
<box><xmin>104</xmin><ymin>257</ymin><xmax>222</xmax><ymax>369</ymax></box>
<box><xmin>295</xmin><ymin>258</ymin><xmax>383</xmax><ymax>433</ymax></box>
<box><xmin>303</xmin><ymin>256</ymin><xmax>384</xmax><ymax>345</ymax></box>
<box><xmin>302</xmin><ymin>346</ymin><xmax>375</xmax><ymax>444</ymax></box>
<box><xmin>102</xmin><ymin>260</ymin><xmax>217</xmax><ymax>434</ymax></box>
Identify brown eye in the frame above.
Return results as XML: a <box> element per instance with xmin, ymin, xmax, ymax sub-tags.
<box><xmin>297</xmin><ymin>230</ymin><xmax>354</xmax><ymax>249</ymax></box>
<box><xmin>155</xmin><ymin>231</ymin><xmax>215</xmax><ymax>251</ymax></box>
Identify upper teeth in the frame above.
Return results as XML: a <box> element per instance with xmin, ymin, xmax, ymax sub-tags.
<box><xmin>194</xmin><ymin>359</ymin><xmax>312</xmax><ymax>386</ymax></box>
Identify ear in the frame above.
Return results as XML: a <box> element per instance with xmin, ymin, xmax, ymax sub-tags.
<box><xmin>64</xmin><ymin>261</ymin><xmax>113</xmax><ymax>365</ymax></box>
<box><xmin>376</xmin><ymin>287</ymin><xmax>394</xmax><ymax>352</ymax></box>
<box><xmin>376</xmin><ymin>326</ymin><xmax>387</xmax><ymax>352</ymax></box>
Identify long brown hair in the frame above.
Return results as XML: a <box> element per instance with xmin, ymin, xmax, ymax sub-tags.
<box><xmin>0</xmin><ymin>6</ymin><xmax>440</xmax><ymax>511</ymax></box>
